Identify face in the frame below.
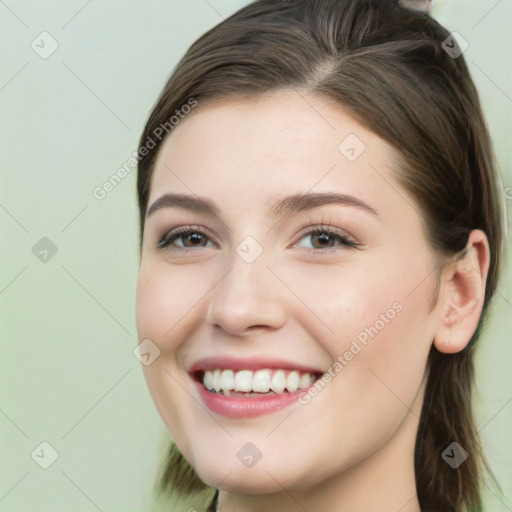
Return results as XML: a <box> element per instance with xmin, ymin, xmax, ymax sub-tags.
<box><xmin>136</xmin><ymin>91</ymin><xmax>439</xmax><ymax>495</ymax></box>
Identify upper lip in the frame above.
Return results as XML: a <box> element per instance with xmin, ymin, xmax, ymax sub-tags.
<box><xmin>188</xmin><ymin>355</ymin><xmax>324</xmax><ymax>376</ymax></box>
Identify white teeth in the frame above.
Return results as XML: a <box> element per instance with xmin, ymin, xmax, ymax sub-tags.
<box><xmin>286</xmin><ymin>371</ymin><xmax>300</xmax><ymax>392</ymax></box>
<box><xmin>270</xmin><ymin>369</ymin><xmax>286</xmax><ymax>393</ymax></box>
<box><xmin>220</xmin><ymin>369</ymin><xmax>235</xmax><ymax>391</ymax></box>
<box><xmin>201</xmin><ymin>368</ymin><xmax>317</xmax><ymax>394</ymax></box>
<box><xmin>299</xmin><ymin>372</ymin><xmax>313</xmax><ymax>389</ymax></box>
<box><xmin>203</xmin><ymin>370</ymin><xmax>214</xmax><ymax>391</ymax></box>
<box><xmin>252</xmin><ymin>369</ymin><xmax>271</xmax><ymax>392</ymax></box>
<box><xmin>213</xmin><ymin>369</ymin><xmax>221</xmax><ymax>392</ymax></box>
<box><xmin>234</xmin><ymin>370</ymin><xmax>253</xmax><ymax>392</ymax></box>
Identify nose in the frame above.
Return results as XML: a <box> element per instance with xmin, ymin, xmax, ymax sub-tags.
<box><xmin>205</xmin><ymin>249</ymin><xmax>287</xmax><ymax>336</ymax></box>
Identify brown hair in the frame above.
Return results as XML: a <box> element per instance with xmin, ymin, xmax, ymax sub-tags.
<box><xmin>136</xmin><ymin>1</ymin><xmax>506</xmax><ymax>510</ymax></box>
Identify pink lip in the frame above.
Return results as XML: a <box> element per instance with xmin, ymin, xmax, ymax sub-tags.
<box><xmin>188</xmin><ymin>355</ymin><xmax>323</xmax><ymax>419</ymax></box>
<box><xmin>188</xmin><ymin>355</ymin><xmax>323</xmax><ymax>374</ymax></box>
<box><xmin>193</xmin><ymin>380</ymin><xmax>312</xmax><ymax>418</ymax></box>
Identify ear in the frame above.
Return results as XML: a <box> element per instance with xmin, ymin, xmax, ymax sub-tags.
<box><xmin>433</xmin><ymin>230</ymin><xmax>490</xmax><ymax>354</ymax></box>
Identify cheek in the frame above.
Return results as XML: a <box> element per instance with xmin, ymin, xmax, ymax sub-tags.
<box><xmin>136</xmin><ymin>262</ymin><xmax>171</xmax><ymax>340</ymax></box>
<box><xmin>135</xmin><ymin>260</ymin><xmax>202</xmax><ymax>343</ymax></box>
<box><xmin>280</xmin><ymin>252</ymin><xmax>434</xmax><ymax>404</ymax></box>
<box><xmin>135</xmin><ymin>262</ymin><xmax>200</xmax><ymax>449</ymax></box>
<box><xmin>275</xmin><ymin>255</ymin><xmax>427</xmax><ymax>354</ymax></box>
<box><xmin>320</xmin><ymin>257</ymin><xmax>435</xmax><ymax>426</ymax></box>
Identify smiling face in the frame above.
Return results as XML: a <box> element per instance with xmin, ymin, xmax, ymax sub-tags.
<box><xmin>135</xmin><ymin>91</ymin><xmax>441</xmax><ymax>502</ymax></box>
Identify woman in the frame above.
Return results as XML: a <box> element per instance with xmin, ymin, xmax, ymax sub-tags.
<box><xmin>135</xmin><ymin>0</ymin><xmax>506</xmax><ymax>510</ymax></box>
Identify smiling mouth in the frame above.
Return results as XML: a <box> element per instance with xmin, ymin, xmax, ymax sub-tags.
<box><xmin>192</xmin><ymin>368</ymin><xmax>322</xmax><ymax>397</ymax></box>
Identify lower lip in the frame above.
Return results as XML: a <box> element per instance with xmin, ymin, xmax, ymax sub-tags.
<box><xmin>194</xmin><ymin>379</ymin><xmax>308</xmax><ymax>418</ymax></box>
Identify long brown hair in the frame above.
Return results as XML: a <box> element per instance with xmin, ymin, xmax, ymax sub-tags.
<box><xmin>136</xmin><ymin>1</ymin><xmax>506</xmax><ymax>510</ymax></box>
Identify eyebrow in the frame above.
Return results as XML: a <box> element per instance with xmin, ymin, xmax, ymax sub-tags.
<box><xmin>146</xmin><ymin>192</ymin><xmax>379</xmax><ymax>219</ymax></box>
<box><xmin>147</xmin><ymin>193</ymin><xmax>220</xmax><ymax>217</ymax></box>
<box><xmin>269</xmin><ymin>192</ymin><xmax>379</xmax><ymax>218</ymax></box>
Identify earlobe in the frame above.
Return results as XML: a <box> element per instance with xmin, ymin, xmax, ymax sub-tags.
<box><xmin>433</xmin><ymin>230</ymin><xmax>490</xmax><ymax>354</ymax></box>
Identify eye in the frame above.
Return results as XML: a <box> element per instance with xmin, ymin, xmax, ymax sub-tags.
<box><xmin>294</xmin><ymin>225</ymin><xmax>358</xmax><ymax>251</ymax></box>
<box><xmin>157</xmin><ymin>224</ymin><xmax>358</xmax><ymax>252</ymax></box>
<box><xmin>158</xmin><ymin>226</ymin><xmax>216</xmax><ymax>250</ymax></box>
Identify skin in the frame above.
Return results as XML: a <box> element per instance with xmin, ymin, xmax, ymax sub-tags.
<box><xmin>136</xmin><ymin>90</ymin><xmax>489</xmax><ymax>512</ymax></box>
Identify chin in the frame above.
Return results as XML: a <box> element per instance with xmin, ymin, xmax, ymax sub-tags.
<box><xmin>204</xmin><ymin>472</ymin><xmax>287</xmax><ymax>495</ymax></box>
<box><xmin>193</xmin><ymin>456</ymin><xmax>307</xmax><ymax>495</ymax></box>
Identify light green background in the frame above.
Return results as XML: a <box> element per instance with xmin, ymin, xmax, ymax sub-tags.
<box><xmin>0</xmin><ymin>1</ymin><xmax>510</xmax><ymax>510</ymax></box>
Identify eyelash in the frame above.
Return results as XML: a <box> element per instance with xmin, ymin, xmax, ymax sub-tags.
<box><xmin>157</xmin><ymin>222</ymin><xmax>359</xmax><ymax>253</ymax></box>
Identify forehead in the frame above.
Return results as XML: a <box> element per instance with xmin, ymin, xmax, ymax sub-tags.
<box><xmin>149</xmin><ymin>91</ymin><xmax>401</xmax><ymax>215</ymax></box>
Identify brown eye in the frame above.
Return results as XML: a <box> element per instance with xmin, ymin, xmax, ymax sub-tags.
<box><xmin>309</xmin><ymin>232</ymin><xmax>337</xmax><ymax>249</ymax></box>
<box><xmin>180</xmin><ymin>232</ymin><xmax>209</xmax><ymax>247</ymax></box>
<box><xmin>158</xmin><ymin>228</ymin><xmax>214</xmax><ymax>250</ymax></box>
<box><xmin>295</xmin><ymin>228</ymin><xmax>358</xmax><ymax>251</ymax></box>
